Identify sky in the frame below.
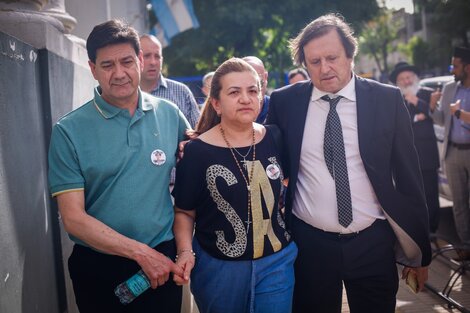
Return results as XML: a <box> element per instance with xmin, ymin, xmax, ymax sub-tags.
<box><xmin>382</xmin><ymin>0</ymin><xmax>414</xmax><ymax>13</ymax></box>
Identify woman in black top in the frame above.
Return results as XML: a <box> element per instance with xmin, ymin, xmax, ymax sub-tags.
<box><xmin>172</xmin><ymin>58</ymin><xmax>297</xmax><ymax>313</ymax></box>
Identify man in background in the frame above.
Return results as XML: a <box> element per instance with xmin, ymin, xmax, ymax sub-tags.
<box><xmin>243</xmin><ymin>56</ymin><xmax>270</xmax><ymax>123</ymax></box>
<box><xmin>390</xmin><ymin>61</ymin><xmax>441</xmax><ymax>233</ymax></box>
<box><xmin>431</xmin><ymin>47</ymin><xmax>470</xmax><ymax>259</ymax></box>
<box><xmin>140</xmin><ymin>34</ymin><xmax>200</xmax><ymax>128</ymax></box>
<box><xmin>288</xmin><ymin>68</ymin><xmax>309</xmax><ymax>85</ymax></box>
<box><xmin>198</xmin><ymin>71</ymin><xmax>214</xmax><ymax>109</ymax></box>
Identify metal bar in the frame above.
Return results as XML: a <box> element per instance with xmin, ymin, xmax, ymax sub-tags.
<box><xmin>425</xmin><ymin>282</ymin><xmax>470</xmax><ymax>313</ymax></box>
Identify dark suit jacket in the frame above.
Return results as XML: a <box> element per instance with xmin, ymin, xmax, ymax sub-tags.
<box><xmin>267</xmin><ymin>76</ymin><xmax>431</xmax><ymax>267</ymax></box>
<box><xmin>404</xmin><ymin>87</ymin><xmax>439</xmax><ymax>171</ymax></box>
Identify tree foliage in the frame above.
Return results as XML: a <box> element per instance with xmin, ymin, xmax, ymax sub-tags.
<box><xmin>358</xmin><ymin>9</ymin><xmax>400</xmax><ymax>77</ymax></box>
<box><xmin>154</xmin><ymin>0</ymin><xmax>380</xmax><ymax>87</ymax></box>
<box><xmin>413</xmin><ymin>0</ymin><xmax>469</xmax><ymax>72</ymax></box>
<box><xmin>398</xmin><ymin>36</ymin><xmax>438</xmax><ymax>72</ymax></box>
<box><xmin>430</xmin><ymin>0</ymin><xmax>470</xmax><ymax>47</ymax></box>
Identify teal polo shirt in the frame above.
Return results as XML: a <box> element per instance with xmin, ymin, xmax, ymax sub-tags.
<box><xmin>48</xmin><ymin>88</ymin><xmax>190</xmax><ymax>248</ymax></box>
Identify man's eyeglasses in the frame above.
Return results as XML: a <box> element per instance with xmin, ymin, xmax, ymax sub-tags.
<box><xmin>449</xmin><ymin>64</ymin><xmax>454</xmax><ymax>72</ymax></box>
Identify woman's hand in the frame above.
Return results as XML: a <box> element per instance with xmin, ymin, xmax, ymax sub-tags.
<box><xmin>173</xmin><ymin>250</ymin><xmax>195</xmax><ymax>285</ymax></box>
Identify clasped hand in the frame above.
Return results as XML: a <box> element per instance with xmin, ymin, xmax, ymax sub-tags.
<box><xmin>173</xmin><ymin>251</ymin><xmax>195</xmax><ymax>285</ymax></box>
<box><xmin>136</xmin><ymin>248</ymin><xmax>184</xmax><ymax>289</ymax></box>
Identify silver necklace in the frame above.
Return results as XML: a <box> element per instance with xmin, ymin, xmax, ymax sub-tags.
<box><xmin>232</xmin><ymin>145</ymin><xmax>253</xmax><ymax>163</ymax></box>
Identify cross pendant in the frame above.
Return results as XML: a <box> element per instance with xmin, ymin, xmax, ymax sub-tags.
<box><xmin>245</xmin><ymin>219</ymin><xmax>252</xmax><ymax>233</ymax></box>
<box><xmin>241</xmin><ymin>158</ymin><xmax>248</xmax><ymax>167</ymax></box>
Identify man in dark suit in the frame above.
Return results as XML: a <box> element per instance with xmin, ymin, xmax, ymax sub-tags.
<box><xmin>267</xmin><ymin>14</ymin><xmax>431</xmax><ymax>313</ymax></box>
<box><xmin>390</xmin><ymin>62</ymin><xmax>441</xmax><ymax>233</ymax></box>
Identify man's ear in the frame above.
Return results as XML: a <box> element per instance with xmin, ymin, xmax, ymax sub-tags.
<box><xmin>88</xmin><ymin>60</ymin><xmax>98</xmax><ymax>80</ymax></box>
<box><xmin>464</xmin><ymin>63</ymin><xmax>470</xmax><ymax>75</ymax></box>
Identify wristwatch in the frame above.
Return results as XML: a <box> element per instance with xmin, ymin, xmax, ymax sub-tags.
<box><xmin>455</xmin><ymin>109</ymin><xmax>461</xmax><ymax>119</ymax></box>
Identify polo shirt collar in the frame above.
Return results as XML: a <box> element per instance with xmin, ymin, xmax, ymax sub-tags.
<box><xmin>93</xmin><ymin>87</ymin><xmax>151</xmax><ymax>119</ymax></box>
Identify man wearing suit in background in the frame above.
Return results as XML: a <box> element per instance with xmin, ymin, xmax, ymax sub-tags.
<box><xmin>267</xmin><ymin>14</ymin><xmax>431</xmax><ymax>313</ymax></box>
<box><xmin>390</xmin><ymin>62</ymin><xmax>441</xmax><ymax>233</ymax></box>
<box><xmin>430</xmin><ymin>47</ymin><xmax>470</xmax><ymax>260</ymax></box>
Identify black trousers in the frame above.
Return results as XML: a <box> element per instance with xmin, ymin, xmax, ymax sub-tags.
<box><xmin>422</xmin><ymin>169</ymin><xmax>440</xmax><ymax>233</ymax></box>
<box><xmin>291</xmin><ymin>216</ymin><xmax>399</xmax><ymax>313</ymax></box>
<box><xmin>68</xmin><ymin>239</ymin><xmax>182</xmax><ymax>313</ymax></box>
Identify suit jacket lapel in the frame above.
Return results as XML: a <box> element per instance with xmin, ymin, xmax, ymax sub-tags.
<box><xmin>444</xmin><ymin>82</ymin><xmax>458</xmax><ymax>127</ymax></box>
<box><xmin>355</xmin><ymin>77</ymin><xmax>376</xmax><ymax>167</ymax></box>
<box><xmin>443</xmin><ymin>82</ymin><xmax>458</xmax><ymax>155</ymax></box>
<box><xmin>290</xmin><ymin>82</ymin><xmax>313</xmax><ymax>184</ymax></box>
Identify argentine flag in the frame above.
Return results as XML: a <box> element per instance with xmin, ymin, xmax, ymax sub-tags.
<box><xmin>150</xmin><ymin>0</ymin><xmax>199</xmax><ymax>46</ymax></box>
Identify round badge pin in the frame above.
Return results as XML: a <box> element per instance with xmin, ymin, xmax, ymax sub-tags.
<box><xmin>151</xmin><ymin>149</ymin><xmax>166</xmax><ymax>166</ymax></box>
<box><xmin>266</xmin><ymin>164</ymin><xmax>280</xmax><ymax>180</ymax></box>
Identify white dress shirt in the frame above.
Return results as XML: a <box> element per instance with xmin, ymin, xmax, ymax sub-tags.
<box><xmin>292</xmin><ymin>76</ymin><xmax>385</xmax><ymax>233</ymax></box>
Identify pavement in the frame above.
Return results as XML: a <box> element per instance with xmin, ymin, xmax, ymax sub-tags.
<box><xmin>183</xmin><ymin>199</ymin><xmax>470</xmax><ymax>313</ymax></box>
<box><xmin>340</xmin><ymin>257</ymin><xmax>470</xmax><ymax>313</ymax></box>
<box><xmin>341</xmin><ymin>200</ymin><xmax>470</xmax><ymax>313</ymax></box>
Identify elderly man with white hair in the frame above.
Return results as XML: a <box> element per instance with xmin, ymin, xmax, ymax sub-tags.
<box><xmin>390</xmin><ymin>62</ymin><xmax>441</xmax><ymax>233</ymax></box>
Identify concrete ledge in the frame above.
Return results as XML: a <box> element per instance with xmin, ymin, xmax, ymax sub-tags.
<box><xmin>0</xmin><ymin>10</ymin><xmax>88</xmax><ymax>67</ymax></box>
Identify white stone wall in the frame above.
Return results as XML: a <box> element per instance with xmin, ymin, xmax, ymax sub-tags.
<box><xmin>65</xmin><ymin>0</ymin><xmax>149</xmax><ymax>40</ymax></box>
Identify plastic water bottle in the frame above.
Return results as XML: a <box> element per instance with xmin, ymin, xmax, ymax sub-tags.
<box><xmin>114</xmin><ymin>269</ymin><xmax>150</xmax><ymax>304</ymax></box>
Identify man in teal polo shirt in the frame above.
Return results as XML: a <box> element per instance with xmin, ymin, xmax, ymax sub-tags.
<box><xmin>48</xmin><ymin>19</ymin><xmax>188</xmax><ymax>312</ymax></box>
